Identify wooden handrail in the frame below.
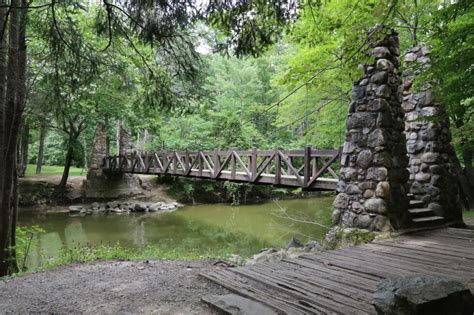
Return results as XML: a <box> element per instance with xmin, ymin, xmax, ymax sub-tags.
<box><xmin>102</xmin><ymin>147</ymin><xmax>341</xmax><ymax>190</ymax></box>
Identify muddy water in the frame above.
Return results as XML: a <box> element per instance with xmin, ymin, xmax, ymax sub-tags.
<box><xmin>18</xmin><ymin>197</ymin><xmax>334</xmax><ymax>268</ymax></box>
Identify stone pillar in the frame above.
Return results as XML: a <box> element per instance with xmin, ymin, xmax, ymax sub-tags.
<box><xmin>85</xmin><ymin>122</ymin><xmax>146</xmax><ymax>199</ymax></box>
<box><xmin>331</xmin><ymin>28</ymin><xmax>410</xmax><ymax>232</ymax></box>
<box><xmin>89</xmin><ymin>122</ymin><xmax>107</xmax><ymax>176</ymax></box>
<box><xmin>118</xmin><ymin>125</ymin><xmax>132</xmax><ymax>156</ymax></box>
<box><xmin>402</xmin><ymin>45</ymin><xmax>463</xmax><ymax>222</ymax></box>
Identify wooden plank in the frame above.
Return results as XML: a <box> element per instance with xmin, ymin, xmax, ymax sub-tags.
<box><xmin>393</xmin><ymin>237</ymin><xmax>474</xmax><ymax>255</ymax></box>
<box><xmin>250</xmin><ymin>148</ymin><xmax>257</xmax><ymax>183</ymax></box>
<box><xmin>201</xmin><ymin>294</ymin><xmax>279</xmax><ymax>315</ymax></box>
<box><xmin>280</xmin><ymin>258</ymin><xmax>380</xmax><ymax>289</ymax></box>
<box><xmin>372</xmin><ymin>241</ymin><xmax>474</xmax><ymax>261</ymax></box>
<box><xmin>348</xmin><ymin>244</ymin><xmax>474</xmax><ymax>272</ymax></box>
<box><xmin>243</xmin><ymin>267</ymin><xmax>374</xmax><ymax>314</ymax></box>
<box><xmin>234</xmin><ymin>152</ymin><xmax>250</xmax><ymax>177</ymax></box>
<box><xmin>445</xmin><ymin>228</ymin><xmax>474</xmax><ymax>236</ymax></box>
<box><xmin>307</xmin><ymin>153</ymin><xmax>339</xmax><ymax>187</ymax></box>
<box><xmin>362</xmin><ymin>243</ymin><xmax>474</xmax><ymax>268</ymax></box>
<box><xmin>200</xmin><ymin>270</ymin><xmax>311</xmax><ymax>314</ymax></box>
<box><xmin>332</xmin><ymin>248</ymin><xmax>470</xmax><ymax>281</ymax></box>
<box><xmin>213</xmin><ymin>151</ymin><xmax>220</xmax><ymax>178</ymax></box>
<box><xmin>303</xmin><ymin>146</ymin><xmax>310</xmax><ymax>188</ymax></box>
<box><xmin>299</xmin><ymin>254</ymin><xmax>403</xmax><ymax>279</ymax></box>
<box><xmin>257</xmin><ymin>263</ymin><xmax>374</xmax><ymax>306</ymax></box>
<box><xmin>278</xmin><ymin>152</ymin><xmax>303</xmax><ymax>183</ymax></box>
<box><xmin>402</xmin><ymin>231</ymin><xmax>474</xmax><ymax>243</ymax></box>
<box><xmin>231</xmin><ymin>267</ymin><xmax>365</xmax><ymax>314</ymax></box>
<box><xmin>319</xmin><ymin>250</ymin><xmax>439</xmax><ymax>278</ymax></box>
<box><xmin>274</xmin><ymin>151</ymin><xmax>281</xmax><ymax>185</ymax></box>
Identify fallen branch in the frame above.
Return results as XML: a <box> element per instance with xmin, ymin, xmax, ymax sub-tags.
<box><xmin>272</xmin><ymin>199</ymin><xmax>331</xmax><ymax>230</ymax></box>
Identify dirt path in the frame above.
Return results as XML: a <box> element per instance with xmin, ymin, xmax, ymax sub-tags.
<box><xmin>0</xmin><ymin>260</ymin><xmax>228</xmax><ymax>314</ymax></box>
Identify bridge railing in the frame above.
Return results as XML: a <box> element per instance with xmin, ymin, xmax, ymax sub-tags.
<box><xmin>102</xmin><ymin>147</ymin><xmax>341</xmax><ymax>190</ymax></box>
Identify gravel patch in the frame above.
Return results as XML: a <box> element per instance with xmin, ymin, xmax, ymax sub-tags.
<box><xmin>0</xmin><ymin>260</ymin><xmax>228</xmax><ymax>314</ymax></box>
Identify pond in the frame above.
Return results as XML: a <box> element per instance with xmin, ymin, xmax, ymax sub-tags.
<box><xmin>18</xmin><ymin>196</ymin><xmax>334</xmax><ymax>269</ymax></box>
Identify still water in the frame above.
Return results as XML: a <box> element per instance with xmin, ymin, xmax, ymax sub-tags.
<box><xmin>19</xmin><ymin>197</ymin><xmax>334</xmax><ymax>268</ymax></box>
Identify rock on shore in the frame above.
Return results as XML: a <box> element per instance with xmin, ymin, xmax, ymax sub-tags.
<box><xmin>69</xmin><ymin>201</ymin><xmax>180</xmax><ymax>216</ymax></box>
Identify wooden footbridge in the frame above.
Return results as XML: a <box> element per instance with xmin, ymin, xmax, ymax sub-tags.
<box><xmin>102</xmin><ymin>147</ymin><xmax>341</xmax><ymax>190</ymax></box>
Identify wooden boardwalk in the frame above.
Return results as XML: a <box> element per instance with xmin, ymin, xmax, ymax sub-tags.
<box><xmin>102</xmin><ymin>148</ymin><xmax>341</xmax><ymax>190</ymax></box>
<box><xmin>201</xmin><ymin>228</ymin><xmax>474</xmax><ymax>314</ymax></box>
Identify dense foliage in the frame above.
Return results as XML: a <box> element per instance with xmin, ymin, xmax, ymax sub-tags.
<box><xmin>25</xmin><ymin>1</ymin><xmax>473</xmax><ymax>177</ymax></box>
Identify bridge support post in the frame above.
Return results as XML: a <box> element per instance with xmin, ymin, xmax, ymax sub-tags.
<box><xmin>250</xmin><ymin>148</ymin><xmax>257</xmax><ymax>182</ymax></box>
<box><xmin>303</xmin><ymin>146</ymin><xmax>311</xmax><ymax>188</ymax></box>
<box><xmin>402</xmin><ymin>45</ymin><xmax>463</xmax><ymax>224</ymax></box>
<box><xmin>330</xmin><ymin>27</ymin><xmax>410</xmax><ymax>233</ymax></box>
<box><xmin>85</xmin><ymin>122</ymin><xmax>146</xmax><ymax>199</ymax></box>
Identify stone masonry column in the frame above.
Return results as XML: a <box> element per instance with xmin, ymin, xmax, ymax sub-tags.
<box><xmin>402</xmin><ymin>45</ymin><xmax>463</xmax><ymax>223</ymax></box>
<box><xmin>331</xmin><ymin>28</ymin><xmax>410</xmax><ymax>232</ymax></box>
<box><xmin>89</xmin><ymin>122</ymin><xmax>107</xmax><ymax>176</ymax></box>
<box><xmin>85</xmin><ymin>122</ymin><xmax>145</xmax><ymax>199</ymax></box>
<box><xmin>118</xmin><ymin>125</ymin><xmax>132</xmax><ymax>156</ymax></box>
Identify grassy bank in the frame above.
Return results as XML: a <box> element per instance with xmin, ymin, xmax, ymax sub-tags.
<box><xmin>25</xmin><ymin>164</ymin><xmax>84</xmax><ymax>176</ymax></box>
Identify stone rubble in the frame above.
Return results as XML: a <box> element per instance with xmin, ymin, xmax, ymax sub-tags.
<box><xmin>244</xmin><ymin>239</ymin><xmax>321</xmax><ymax>266</ymax></box>
<box><xmin>68</xmin><ymin>201</ymin><xmax>180</xmax><ymax>216</ymax></box>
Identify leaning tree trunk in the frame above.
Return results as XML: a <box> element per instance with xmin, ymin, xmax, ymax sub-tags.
<box><xmin>0</xmin><ymin>0</ymin><xmax>27</xmax><ymax>277</ymax></box>
<box><xmin>57</xmin><ymin>137</ymin><xmax>75</xmax><ymax>196</ymax></box>
<box><xmin>36</xmin><ymin>123</ymin><xmax>46</xmax><ymax>174</ymax></box>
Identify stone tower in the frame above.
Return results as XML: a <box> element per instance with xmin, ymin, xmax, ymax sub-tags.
<box><xmin>402</xmin><ymin>45</ymin><xmax>463</xmax><ymax>224</ymax></box>
<box><xmin>331</xmin><ymin>28</ymin><xmax>410</xmax><ymax>232</ymax></box>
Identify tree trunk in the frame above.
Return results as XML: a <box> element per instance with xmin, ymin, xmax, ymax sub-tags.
<box><xmin>36</xmin><ymin>123</ymin><xmax>46</xmax><ymax>174</ymax></box>
<box><xmin>462</xmin><ymin>147</ymin><xmax>473</xmax><ymax>184</ymax></box>
<box><xmin>18</xmin><ymin>122</ymin><xmax>29</xmax><ymax>177</ymax></box>
<box><xmin>57</xmin><ymin>136</ymin><xmax>75</xmax><ymax>195</ymax></box>
<box><xmin>455</xmin><ymin>118</ymin><xmax>474</xmax><ymax>210</ymax></box>
<box><xmin>449</xmin><ymin>146</ymin><xmax>474</xmax><ymax>210</ymax></box>
<box><xmin>0</xmin><ymin>0</ymin><xmax>27</xmax><ymax>276</ymax></box>
<box><xmin>461</xmin><ymin>146</ymin><xmax>474</xmax><ymax>209</ymax></box>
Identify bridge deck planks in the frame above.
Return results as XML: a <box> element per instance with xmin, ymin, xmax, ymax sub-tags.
<box><xmin>200</xmin><ymin>228</ymin><xmax>474</xmax><ymax>314</ymax></box>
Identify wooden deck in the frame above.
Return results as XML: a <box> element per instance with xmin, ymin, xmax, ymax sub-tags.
<box><xmin>201</xmin><ymin>228</ymin><xmax>474</xmax><ymax>314</ymax></box>
<box><xmin>102</xmin><ymin>148</ymin><xmax>341</xmax><ymax>190</ymax></box>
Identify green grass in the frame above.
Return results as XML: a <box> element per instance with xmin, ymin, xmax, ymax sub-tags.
<box><xmin>463</xmin><ymin>210</ymin><xmax>474</xmax><ymax>219</ymax></box>
<box><xmin>25</xmin><ymin>164</ymin><xmax>85</xmax><ymax>176</ymax></box>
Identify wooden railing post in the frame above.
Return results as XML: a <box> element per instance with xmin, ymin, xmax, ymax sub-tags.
<box><xmin>214</xmin><ymin>150</ymin><xmax>220</xmax><ymax>178</ymax></box>
<box><xmin>287</xmin><ymin>156</ymin><xmax>292</xmax><ymax>176</ymax></box>
<box><xmin>231</xmin><ymin>151</ymin><xmax>236</xmax><ymax>180</ymax></box>
<box><xmin>275</xmin><ymin>149</ymin><xmax>281</xmax><ymax>185</ymax></box>
<box><xmin>303</xmin><ymin>146</ymin><xmax>311</xmax><ymax>188</ymax></box>
<box><xmin>198</xmin><ymin>151</ymin><xmax>203</xmax><ymax>177</ymax></box>
<box><xmin>250</xmin><ymin>147</ymin><xmax>257</xmax><ymax>182</ymax></box>
<box><xmin>184</xmin><ymin>149</ymin><xmax>190</xmax><ymax>174</ymax></box>
<box><xmin>172</xmin><ymin>151</ymin><xmax>177</xmax><ymax>174</ymax></box>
